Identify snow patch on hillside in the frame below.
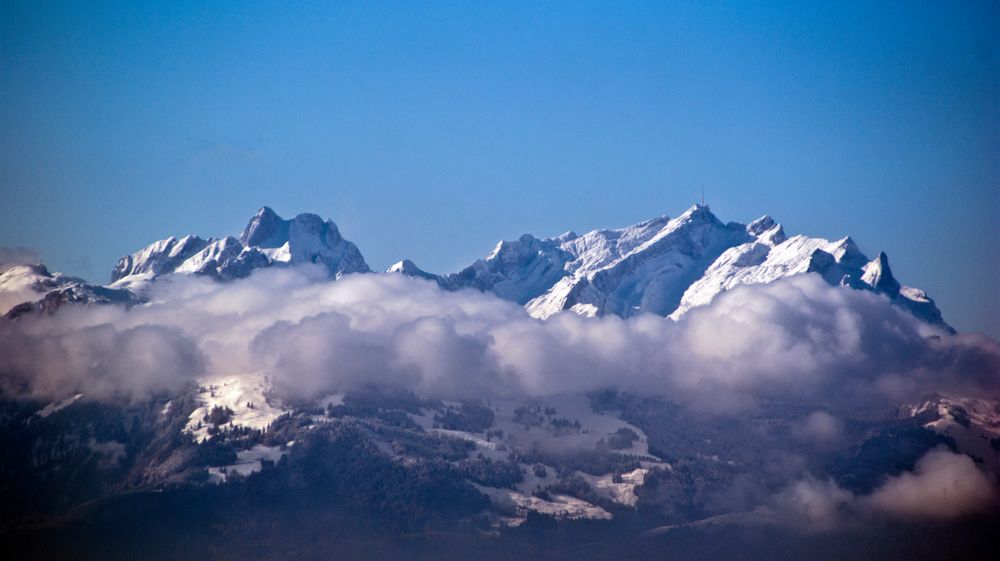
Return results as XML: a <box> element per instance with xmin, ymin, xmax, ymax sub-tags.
<box><xmin>474</xmin><ymin>484</ymin><xmax>612</xmax><ymax>522</ymax></box>
<box><xmin>35</xmin><ymin>393</ymin><xmax>84</xmax><ymax>419</ymax></box>
<box><xmin>207</xmin><ymin>444</ymin><xmax>288</xmax><ymax>484</ymax></box>
<box><xmin>186</xmin><ymin>371</ymin><xmax>286</xmax><ymax>442</ymax></box>
<box><xmin>578</xmin><ymin>468</ymin><xmax>649</xmax><ymax>507</ymax></box>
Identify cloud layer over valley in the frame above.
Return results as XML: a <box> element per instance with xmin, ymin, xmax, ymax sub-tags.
<box><xmin>2</xmin><ymin>267</ymin><xmax>997</xmax><ymax>410</ymax></box>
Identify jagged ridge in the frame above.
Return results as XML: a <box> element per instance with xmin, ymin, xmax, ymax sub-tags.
<box><xmin>1</xmin><ymin>205</ymin><xmax>948</xmax><ymax>329</ymax></box>
<box><xmin>111</xmin><ymin>206</ymin><xmax>370</xmax><ymax>284</ymax></box>
<box><xmin>389</xmin><ymin>205</ymin><xmax>948</xmax><ymax>329</ymax></box>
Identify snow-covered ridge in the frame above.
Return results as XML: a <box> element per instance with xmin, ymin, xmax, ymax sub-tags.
<box><xmin>1</xmin><ymin>207</ymin><xmax>370</xmax><ymax>315</ymax></box>
<box><xmin>386</xmin><ymin>259</ymin><xmax>443</xmax><ymax>285</ymax></box>
<box><xmin>111</xmin><ymin>206</ymin><xmax>370</xmax><ymax>285</ymax></box>
<box><xmin>1</xmin><ymin>263</ymin><xmax>139</xmax><ymax>318</ymax></box>
<box><xmin>1</xmin><ymin>204</ymin><xmax>947</xmax><ymax>329</ymax></box>
<box><xmin>388</xmin><ymin>204</ymin><xmax>947</xmax><ymax>328</ymax></box>
<box><xmin>0</xmin><ymin>264</ymin><xmax>77</xmax><ymax>314</ymax></box>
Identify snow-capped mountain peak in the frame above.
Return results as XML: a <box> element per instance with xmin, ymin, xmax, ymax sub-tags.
<box><xmin>746</xmin><ymin>215</ymin><xmax>787</xmax><ymax>246</ymax></box>
<box><xmin>0</xmin><ymin>264</ymin><xmax>75</xmax><ymax>314</ymax></box>
<box><xmin>444</xmin><ymin>234</ymin><xmax>573</xmax><ymax>305</ymax></box>
<box><xmin>861</xmin><ymin>251</ymin><xmax>901</xmax><ymax>294</ymax></box>
<box><xmin>386</xmin><ymin>259</ymin><xmax>443</xmax><ymax>284</ymax></box>
<box><xmin>516</xmin><ymin>205</ymin><xmax>755</xmax><ymax>319</ymax></box>
<box><xmin>239</xmin><ymin>206</ymin><xmax>285</xmax><ymax>247</ymax></box>
<box><xmin>244</xmin><ymin>209</ymin><xmax>369</xmax><ymax>275</ymax></box>
<box><xmin>111</xmin><ymin>207</ymin><xmax>370</xmax><ymax>285</ymax></box>
<box><xmin>387</xmin><ymin>259</ymin><xmax>419</xmax><ymax>274</ymax></box>
<box><xmin>746</xmin><ymin>215</ymin><xmax>776</xmax><ymax>236</ymax></box>
<box><xmin>1</xmin><ymin>263</ymin><xmax>139</xmax><ymax>318</ymax></box>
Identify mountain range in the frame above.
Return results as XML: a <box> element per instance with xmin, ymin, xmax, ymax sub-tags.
<box><xmin>1</xmin><ymin>205</ymin><xmax>996</xmax><ymax>561</ymax></box>
<box><xmin>2</xmin><ymin>205</ymin><xmax>948</xmax><ymax>329</ymax></box>
<box><xmin>408</xmin><ymin>205</ymin><xmax>945</xmax><ymax>326</ymax></box>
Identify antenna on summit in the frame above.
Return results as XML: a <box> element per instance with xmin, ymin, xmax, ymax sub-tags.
<box><xmin>701</xmin><ymin>188</ymin><xmax>705</xmax><ymax>207</ymax></box>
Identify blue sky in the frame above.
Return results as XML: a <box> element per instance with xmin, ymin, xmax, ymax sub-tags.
<box><xmin>1</xmin><ymin>1</ymin><xmax>997</xmax><ymax>336</ymax></box>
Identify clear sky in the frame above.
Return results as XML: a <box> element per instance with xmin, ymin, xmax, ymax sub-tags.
<box><xmin>1</xmin><ymin>1</ymin><xmax>997</xmax><ymax>336</ymax></box>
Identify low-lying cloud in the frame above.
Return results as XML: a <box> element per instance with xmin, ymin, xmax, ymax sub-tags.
<box><xmin>866</xmin><ymin>447</ymin><xmax>996</xmax><ymax>519</ymax></box>
<box><xmin>772</xmin><ymin>448</ymin><xmax>996</xmax><ymax>529</ymax></box>
<box><xmin>793</xmin><ymin>411</ymin><xmax>843</xmax><ymax>442</ymax></box>
<box><xmin>1</xmin><ymin>267</ymin><xmax>998</xmax><ymax>411</ymax></box>
<box><xmin>0</xmin><ymin>323</ymin><xmax>202</xmax><ymax>403</ymax></box>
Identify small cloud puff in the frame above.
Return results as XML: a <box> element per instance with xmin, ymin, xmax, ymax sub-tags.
<box><xmin>867</xmin><ymin>447</ymin><xmax>996</xmax><ymax>519</ymax></box>
<box><xmin>793</xmin><ymin>411</ymin><xmax>843</xmax><ymax>442</ymax></box>
<box><xmin>772</xmin><ymin>448</ymin><xmax>996</xmax><ymax>531</ymax></box>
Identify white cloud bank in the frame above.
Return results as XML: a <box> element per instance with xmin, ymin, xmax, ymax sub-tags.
<box><xmin>2</xmin><ymin>268</ymin><xmax>998</xmax><ymax>526</ymax></box>
<box><xmin>0</xmin><ymin>267</ymin><xmax>998</xmax><ymax>410</ymax></box>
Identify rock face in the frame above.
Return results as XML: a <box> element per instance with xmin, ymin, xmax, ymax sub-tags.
<box><xmin>388</xmin><ymin>205</ymin><xmax>948</xmax><ymax>329</ymax></box>
<box><xmin>111</xmin><ymin>207</ymin><xmax>370</xmax><ymax>283</ymax></box>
